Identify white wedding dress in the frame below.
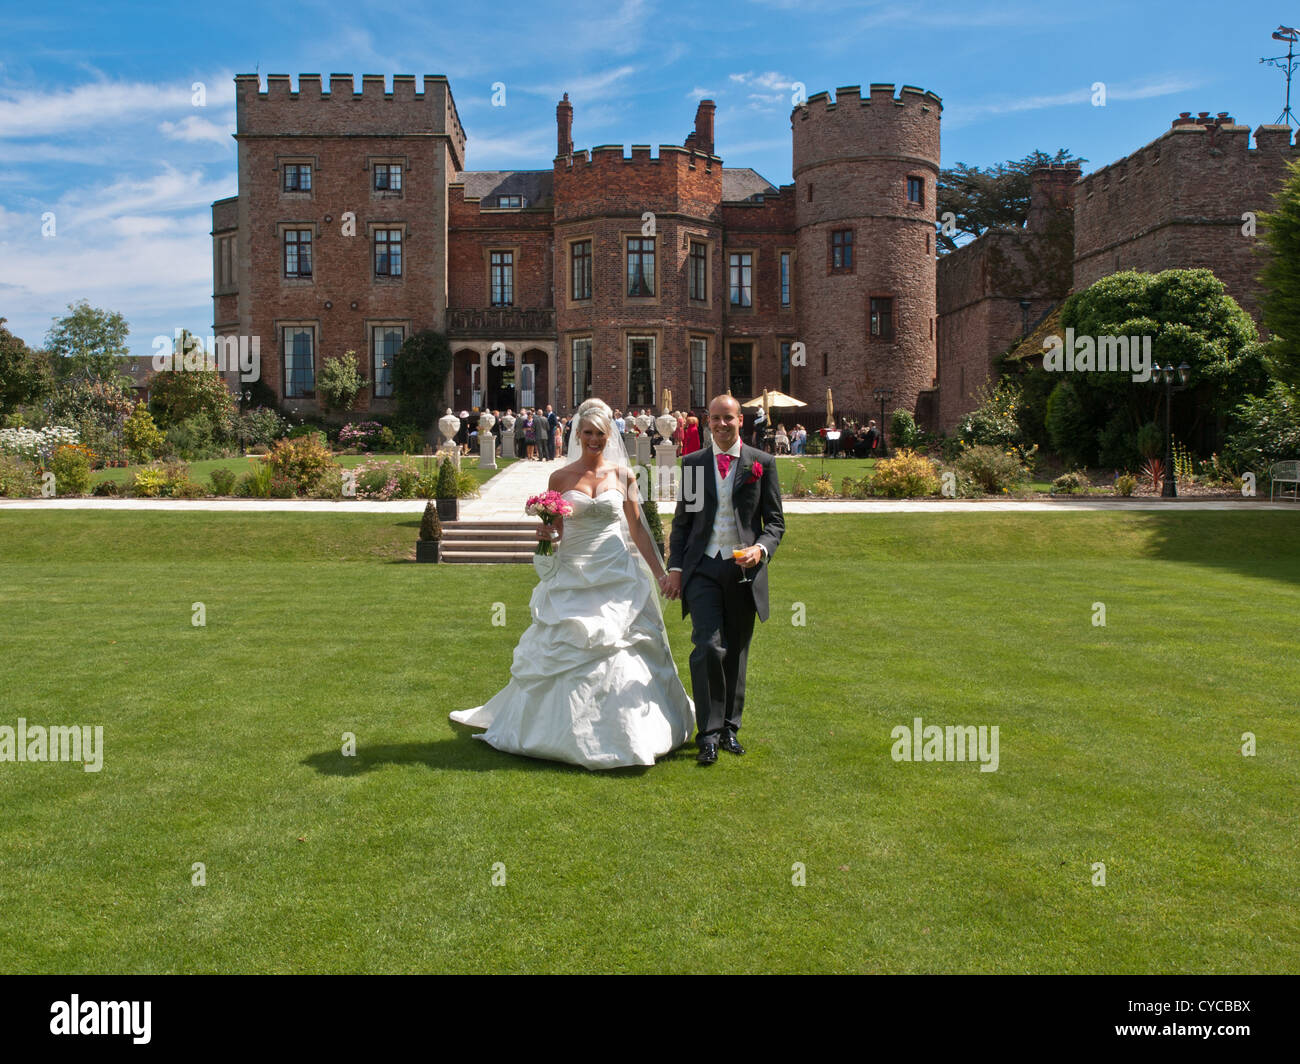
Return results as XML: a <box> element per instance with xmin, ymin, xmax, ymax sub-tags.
<box><xmin>449</xmin><ymin>488</ymin><xmax>695</xmax><ymax>769</ymax></box>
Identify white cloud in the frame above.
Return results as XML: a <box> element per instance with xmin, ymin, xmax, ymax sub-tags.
<box><xmin>944</xmin><ymin>76</ymin><xmax>1202</xmax><ymax>128</ymax></box>
<box><xmin>0</xmin><ymin>76</ymin><xmax>235</xmax><ymax>139</ymax></box>
<box><xmin>159</xmin><ymin>114</ymin><xmax>234</xmax><ymax>147</ymax></box>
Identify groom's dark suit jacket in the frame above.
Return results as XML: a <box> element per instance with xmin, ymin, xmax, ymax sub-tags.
<box><xmin>668</xmin><ymin>444</ymin><xmax>785</xmax><ymax>623</ymax></box>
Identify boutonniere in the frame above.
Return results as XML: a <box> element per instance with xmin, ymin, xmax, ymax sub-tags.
<box><xmin>745</xmin><ymin>459</ymin><xmax>763</xmax><ymax>485</ymax></box>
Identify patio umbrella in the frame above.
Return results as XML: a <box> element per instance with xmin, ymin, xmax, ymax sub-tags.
<box><xmin>740</xmin><ymin>389</ymin><xmax>807</xmax><ymax>409</ymax></box>
<box><xmin>825</xmin><ymin>388</ymin><xmax>834</xmax><ymax>428</ymax></box>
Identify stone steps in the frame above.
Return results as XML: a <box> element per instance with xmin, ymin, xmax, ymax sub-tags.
<box><xmin>439</xmin><ymin>520</ymin><xmax>537</xmax><ymax>564</ymax></box>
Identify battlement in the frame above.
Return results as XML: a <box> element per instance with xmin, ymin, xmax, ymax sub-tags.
<box><xmin>559</xmin><ymin>144</ymin><xmax>720</xmax><ymax>170</ymax></box>
<box><xmin>234</xmin><ymin>73</ymin><xmax>466</xmax><ymax>166</ymax></box>
<box><xmin>1080</xmin><ymin>115</ymin><xmax>1298</xmax><ymax>199</ymax></box>
<box><xmin>791</xmin><ymin>83</ymin><xmax>942</xmax><ymax>173</ymax></box>
<box><xmin>795</xmin><ymin>83</ymin><xmax>942</xmax><ymax>117</ymax></box>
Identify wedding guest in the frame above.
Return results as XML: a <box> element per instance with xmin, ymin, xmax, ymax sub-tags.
<box><xmin>865</xmin><ymin>419</ymin><xmax>880</xmax><ymax>458</ymax></box>
<box><xmin>682</xmin><ymin>414</ymin><xmax>701</xmax><ymax>456</ymax></box>
<box><xmin>775</xmin><ymin>424</ymin><xmax>790</xmax><ymax>455</ymax></box>
<box><xmin>792</xmin><ymin>424</ymin><xmax>807</xmax><ymax>455</ymax></box>
<box><xmin>524</xmin><ymin>412</ymin><xmax>537</xmax><ymax>460</ymax></box>
<box><xmin>514</xmin><ymin>409</ymin><xmax>527</xmax><ymax>458</ymax></box>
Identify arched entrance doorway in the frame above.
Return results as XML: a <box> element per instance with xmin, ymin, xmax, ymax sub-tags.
<box><xmin>485</xmin><ymin>348</ymin><xmax>549</xmax><ymax>411</ymax></box>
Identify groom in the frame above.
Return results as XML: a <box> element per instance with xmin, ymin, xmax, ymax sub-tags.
<box><xmin>661</xmin><ymin>395</ymin><xmax>785</xmax><ymax>765</ymax></box>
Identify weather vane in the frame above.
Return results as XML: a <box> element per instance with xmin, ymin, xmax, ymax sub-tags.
<box><xmin>1260</xmin><ymin>25</ymin><xmax>1300</xmax><ymax>128</ymax></box>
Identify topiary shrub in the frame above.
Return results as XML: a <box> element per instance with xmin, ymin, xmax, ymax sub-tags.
<box><xmin>419</xmin><ymin>499</ymin><xmax>443</xmax><ymax>541</ymax></box>
<box><xmin>435</xmin><ymin>456</ymin><xmax>458</xmax><ymax>499</ymax></box>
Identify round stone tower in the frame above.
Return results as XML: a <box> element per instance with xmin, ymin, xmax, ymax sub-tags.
<box><xmin>792</xmin><ymin>84</ymin><xmax>941</xmax><ymax>423</ymax></box>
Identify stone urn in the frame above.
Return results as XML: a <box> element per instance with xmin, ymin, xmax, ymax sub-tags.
<box><xmin>655</xmin><ymin>412</ymin><xmax>679</xmax><ymax>440</ymax></box>
<box><xmin>438</xmin><ymin>408</ymin><xmax>460</xmax><ymax>451</ymax></box>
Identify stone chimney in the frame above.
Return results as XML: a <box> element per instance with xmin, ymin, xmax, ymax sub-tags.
<box><xmin>1027</xmin><ymin>164</ymin><xmax>1081</xmax><ymax>232</ymax></box>
<box><xmin>691</xmin><ymin>99</ymin><xmax>715</xmax><ymax>155</ymax></box>
<box><xmin>556</xmin><ymin>93</ymin><xmax>573</xmax><ymax>158</ymax></box>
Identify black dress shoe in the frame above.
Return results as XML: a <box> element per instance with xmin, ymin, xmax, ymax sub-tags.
<box><xmin>719</xmin><ymin>735</ymin><xmax>745</xmax><ymax>756</ymax></box>
<box><xmin>696</xmin><ymin>742</ymin><xmax>718</xmax><ymax>765</ymax></box>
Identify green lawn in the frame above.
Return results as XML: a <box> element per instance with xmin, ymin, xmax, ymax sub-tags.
<box><xmin>89</xmin><ymin>453</ymin><xmax>513</xmax><ymax>489</ymax></box>
<box><xmin>0</xmin><ymin>511</ymin><xmax>1297</xmax><ymax>973</ymax></box>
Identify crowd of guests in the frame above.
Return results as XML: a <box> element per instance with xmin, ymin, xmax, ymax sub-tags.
<box><xmin>454</xmin><ymin>406</ymin><xmax>883</xmax><ymax>460</ymax></box>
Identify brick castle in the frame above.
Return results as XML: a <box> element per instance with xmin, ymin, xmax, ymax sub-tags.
<box><xmin>211</xmin><ymin>76</ymin><xmax>1298</xmax><ymax>431</ymax></box>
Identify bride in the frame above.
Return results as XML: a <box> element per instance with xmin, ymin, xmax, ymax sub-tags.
<box><xmin>449</xmin><ymin>399</ymin><xmax>695</xmax><ymax>769</ymax></box>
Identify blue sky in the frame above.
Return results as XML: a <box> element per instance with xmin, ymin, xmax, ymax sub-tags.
<box><xmin>0</xmin><ymin>0</ymin><xmax>1289</xmax><ymax>357</ymax></box>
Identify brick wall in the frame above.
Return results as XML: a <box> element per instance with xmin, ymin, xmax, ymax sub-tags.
<box><xmin>1074</xmin><ymin>116</ymin><xmax>1298</xmax><ymax>320</ymax></box>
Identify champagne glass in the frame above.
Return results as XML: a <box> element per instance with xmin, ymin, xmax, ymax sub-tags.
<box><xmin>729</xmin><ymin>541</ymin><xmax>753</xmax><ymax>584</ymax></box>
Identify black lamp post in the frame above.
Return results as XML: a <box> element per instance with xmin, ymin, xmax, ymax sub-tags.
<box><xmin>1152</xmin><ymin>362</ymin><xmax>1191</xmax><ymax>497</ymax></box>
<box><xmin>873</xmin><ymin>386</ymin><xmax>894</xmax><ymax>457</ymax></box>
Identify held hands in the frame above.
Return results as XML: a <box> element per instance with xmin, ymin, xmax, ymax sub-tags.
<box><xmin>658</xmin><ymin>571</ymin><xmax>682</xmax><ymax>600</ymax></box>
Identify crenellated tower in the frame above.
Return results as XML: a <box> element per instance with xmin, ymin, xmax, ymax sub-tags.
<box><xmin>791</xmin><ymin>84</ymin><xmax>942</xmax><ymax>422</ymax></box>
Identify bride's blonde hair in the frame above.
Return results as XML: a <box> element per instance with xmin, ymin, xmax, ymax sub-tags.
<box><xmin>574</xmin><ymin>398</ymin><xmax>615</xmax><ymax>438</ymax></box>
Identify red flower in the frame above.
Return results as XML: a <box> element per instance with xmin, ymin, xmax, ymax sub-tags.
<box><xmin>746</xmin><ymin>459</ymin><xmax>763</xmax><ymax>484</ymax></box>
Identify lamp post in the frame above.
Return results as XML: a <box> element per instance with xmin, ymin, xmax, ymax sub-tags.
<box><xmin>1019</xmin><ymin>300</ymin><xmax>1032</xmax><ymax>339</ymax></box>
<box><xmin>873</xmin><ymin>386</ymin><xmax>894</xmax><ymax>457</ymax></box>
<box><xmin>1152</xmin><ymin>363</ymin><xmax>1191</xmax><ymax>497</ymax></box>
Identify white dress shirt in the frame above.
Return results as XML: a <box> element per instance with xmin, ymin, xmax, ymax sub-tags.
<box><xmin>669</xmin><ymin>440</ymin><xmax>767</xmax><ymax>573</ymax></box>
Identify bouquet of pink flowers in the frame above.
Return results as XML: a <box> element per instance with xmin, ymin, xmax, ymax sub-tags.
<box><xmin>525</xmin><ymin>490</ymin><xmax>574</xmax><ymax>555</ymax></box>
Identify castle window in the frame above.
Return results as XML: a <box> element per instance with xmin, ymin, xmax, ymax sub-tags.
<box><xmin>628</xmin><ymin>336</ymin><xmax>656</xmax><ymax>407</ymax></box>
<box><xmin>374</xmin><ymin>164</ymin><xmax>402</xmax><ymax>191</ymax></box>
<box><xmin>498</xmin><ymin>195</ymin><xmax>524</xmax><ymax>208</ymax></box>
<box><xmin>729</xmin><ymin>342</ymin><xmax>752</xmax><ymax>398</ymax></box>
<box><xmin>374</xmin><ymin>230</ymin><xmax>402</xmax><ymax>277</ymax></box>
<box><xmin>806</xmin><ymin>183</ymin><xmax>814</xmax><ymax>202</ymax></box>
<box><xmin>690</xmin><ymin>338</ymin><xmax>708</xmax><ymax>409</ymax></box>
<box><xmin>215</xmin><ymin>234</ymin><xmax>236</xmax><ymax>293</ymax></box>
<box><xmin>282</xmin><ymin>326</ymin><xmax>315</xmax><ymax>397</ymax></box>
<box><xmin>729</xmin><ymin>252</ymin><xmax>753</xmax><ymax>307</ymax></box>
<box><xmin>689</xmin><ymin>241</ymin><xmax>708</xmax><ymax>301</ymax></box>
<box><xmin>490</xmin><ymin>251</ymin><xmax>514</xmax><ymax>306</ymax></box>
<box><xmin>907</xmin><ymin>176</ymin><xmax>924</xmax><ymax>206</ymax></box>
<box><xmin>830</xmin><ymin>229</ymin><xmax>853</xmax><ymax>271</ymax></box>
<box><xmin>780</xmin><ymin>251</ymin><xmax>791</xmax><ymax>307</ymax></box>
<box><xmin>283</xmin><ymin>164</ymin><xmax>312</xmax><ymax>192</ymax></box>
<box><xmin>372</xmin><ymin>325</ymin><xmax>404</xmax><ymax>398</ymax></box>
<box><xmin>572</xmin><ymin>337</ymin><xmax>593</xmax><ymax>408</ymax></box>
<box><xmin>822</xmin><ymin>352</ymin><xmax>828</xmax><ymax>376</ymax></box>
<box><xmin>780</xmin><ymin>340</ymin><xmax>792</xmax><ymax>394</ymax></box>
<box><xmin>283</xmin><ymin>230</ymin><xmax>312</xmax><ymax>278</ymax></box>
<box><xmin>870</xmin><ymin>297</ymin><xmax>895</xmax><ymax>342</ymax></box>
<box><xmin>627</xmin><ymin>237</ymin><xmax>655</xmax><ymax>297</ymax></box>
<box><xmin>571</xmin><ymin>240</ymin><xmax>592</xmax><ymax>301</ymax></box>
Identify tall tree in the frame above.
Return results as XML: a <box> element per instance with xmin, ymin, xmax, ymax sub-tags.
<box><xmin>1257</xmin><ymin>158</ymin><xmax>1300</xmax><ymax>388</ymax></box>
<box><xmin>393</xmin><ymin>330</ymin><xmax>453</xmax><ymax>431</ymax></box>
<box><xmin>0</xmin><ymin>318</ymin><xmax>51</xmax><ymax>412</ymax></box>
<box><xmin>45</xmin><ymin>300</ymin><xmax>130</xmax><ymax>382</ymax></box>
<box><xmin>936</xmin><ymin>148</ymin><xmax>1086</xmax><ymax>253</ymax></box>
